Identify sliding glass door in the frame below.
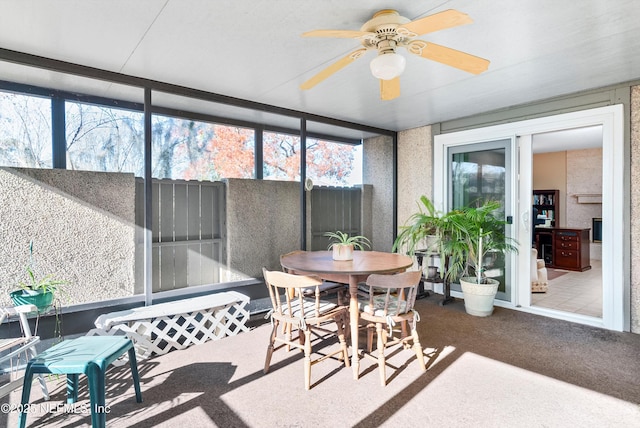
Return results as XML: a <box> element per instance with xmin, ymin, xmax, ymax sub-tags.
<box><xmin>447</xmin><ymin>139</ymin><xmax>515</xmax><ymax>301</ymax></box>
<box><xmin>434</xmin><ymin>105</ymin><xmax>624</xmax><ymax>331</ymax></box>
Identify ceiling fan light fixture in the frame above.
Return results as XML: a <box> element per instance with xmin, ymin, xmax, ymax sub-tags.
<box><xmin>370</xmin><ymin>52</ymin><xmax>406</xmax><ymax>80</ymax></box>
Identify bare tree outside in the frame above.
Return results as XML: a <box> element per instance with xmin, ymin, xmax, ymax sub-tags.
<box><xmin>2</xmin><ymin>91</ymin><xmax>362</xmax><ymax>185</ymax></box>
<box><xmin>0</xmin><ymin>92</ymin><xmax>52</xmax><ymax>168</ymax></box>
<box><xmin>66</xmin><ymin>102</ymin><xmax>145</xmax><ymax>175</ymax></box>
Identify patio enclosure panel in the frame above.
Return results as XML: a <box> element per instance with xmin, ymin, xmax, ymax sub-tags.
<box><xmin>140</xmin><ymin>179</ymin><xmax>226</xmax><ymax>292</ymax></box>
<box><xmin>137</xmin><ymin>180</ymin><xmax>362</xmax><ymax>292</ymax></box>
<box><xmin>310</xmin><ymin>186</ymin><xmax>362</xmax><ymax>251</ymax></box>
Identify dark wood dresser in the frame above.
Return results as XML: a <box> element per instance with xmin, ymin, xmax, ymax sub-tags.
<box><xmin>534</xmin><ymin>227</ymin><xmax>591</xmax><ymax>272</ymax></box>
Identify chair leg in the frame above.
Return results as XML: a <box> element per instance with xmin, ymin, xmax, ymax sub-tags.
<box><xmin>411</xmin><ymin>328</ymin><xmax>426</xmax><ymax>372</ymax></box>
<box><xmin>341</xmin><ymin>311</ymin><xmax>350</xmax><ymax>343</ymax></box>
<box><xmin>26</xmin><ymin>345</ymin><xmax>49</xmax><ymax>400</ymax></box>
<box><xmin>66</xmin><ymin>373</ymin><xmax>79</xmax><ymax>403</ymax></box>
<box><xmin>86</xmin><ymin>364</ymin><xmax>107</xmax><ymax>428</ymax></box>
<box><xmin>335</xmin><ymin>314</ymin><xmax>350</xmax><ymax>367</ymax></box>
<box><xmin>127</xmin><ymin>347</ymin><xmax>143</xmax><ymax>403</ymax></box>
<box><xmin>367</xmin><ymin>324</ymin><xmax>374</xmax><ymax>353</ymax></box>
<box><xmin>18</xmin><ymin>366</ymin><xmax>34</xmax><ymax>428</ymax></box>
<box><xmin>264</xmin><ymin>321</ymin><xmax>279</xmax><ymax>374</ymax></box>
<box><xmin>303</xmin><ymin>329</ymin><xmax>312</xmax><ymax>390</ymax></box>
<box><xmin>401</xmin><ymin>320</ymin><xmax>408</xmax><ymax>339</ymax></box>
<box><xmin>285</xmin><ymin>322</ymin><xmax>292</xmax><ymax>352</ymax></box>
<box><xmin>376</xmin><ymin>323</ymin><xmax>386</xmax><ymax>386</ymax></box>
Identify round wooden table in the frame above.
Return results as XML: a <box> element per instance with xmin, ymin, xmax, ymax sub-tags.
<box><xmin>280</xmin><ymin>250</ymin><xmax>413</xmax><ymax>379</ymax></box>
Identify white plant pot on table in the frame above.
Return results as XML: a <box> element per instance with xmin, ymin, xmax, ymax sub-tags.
<box><xmin>332</xmin><ymin>244</ymin><xmax>354</xmax><ymax>261</ymax></box>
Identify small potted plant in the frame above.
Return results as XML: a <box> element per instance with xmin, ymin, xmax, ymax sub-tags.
<box><xmin>324</xmin><ymin>231</ymin><xmax>371</xmax><ymax>261</ymax></box>
<box><xmin>393</xmin><ymin>196</ymin><xmax>457</xmax><ymax>291</ymax></box>
<box><xmin>10</xmin><ymin>241</ymin><xmax>67</xmax><ymax>313</ymax></box>
<box><xmin>392</xmin><ymin>195</ymin><xmax>443</xmax><ymax>256</ymax></box>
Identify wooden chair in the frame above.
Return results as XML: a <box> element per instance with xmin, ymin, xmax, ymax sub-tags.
<box><xmin>0</xmin><ymin>305</ymin><xmax>49</xmax><ymax>400</ymax></box>
<box><xmin>359</xmin><ymin>270</ymin><xmax>426</xmax><ymax>386</ymax></box>
<box><xmin>262</xmin><ymin>268</ymin><xmax>350</xmax><ymax>390</ymax></box>
<box><xmin>280</xmin><ymin>250</ymin><xmax>348</xmax><ymax>305</ymax></box>
<box><xmin>279</xmin><ymin>250</ymin><xmax>349</xmax><ymax>350</ymax></box>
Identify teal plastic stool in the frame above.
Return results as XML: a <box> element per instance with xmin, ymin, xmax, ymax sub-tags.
<box><xmin>19</xmin><ymin>336</ymin><xmax>142</xmax><ymax>428</ymax></box>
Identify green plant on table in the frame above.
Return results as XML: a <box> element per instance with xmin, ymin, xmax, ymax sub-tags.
<box><xmin>324</xmin><ymin>231</ymin><xmax>371</xmax><ymax>251</ymax></box>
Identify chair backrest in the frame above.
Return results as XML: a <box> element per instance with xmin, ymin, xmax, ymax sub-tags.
<box><xmin>262</xmin><ymin>268</ymin><xmax>334</xmax><ymax>322</ymax></box>
<box><xmin>362</xmin><ymin>270</ymin><xmax>422</xmax><ymax>317</ymax></box>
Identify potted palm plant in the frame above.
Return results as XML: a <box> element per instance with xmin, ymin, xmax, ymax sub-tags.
<box><xmin>393</xmin><ymin>196</ymin><xmax>518</xmax><ymax>316</ymax></box>
<box><xmin>324</xmin><ymin>231</ymin><xmax>371</xmax><ymax>261</ymax></box>
<box><xmin>10</xmin><ymin>241</ymin><xmax>67</xmax><ymax>313</ymax></box>
<box><xmin>444</xmin><ymin>201</ymin><xmax>519</xmax><ymax>317</ymax></box>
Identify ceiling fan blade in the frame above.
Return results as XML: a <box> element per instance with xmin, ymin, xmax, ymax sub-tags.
<box><xmin>407</xmin><ymin>41</ymin><xmax>490</xmax><ymax>74</ymax></box>
<box><xmin>380</xmin><ymin>77</ymin><xmax>400</xmax><ymax>101</ymax></box>
<box><xmin>397</xmin><ymin>9</ymin><xmax>473</xmax><ymax>37</ymax></box>
<box><xmin>300</xmin><ymin>49</ymin><xmax>367</xmax><ymax>90</ymax></box>
<box><xmin>302</xmin><ymin>29</ymin><xmax>374</xmax><ymax>39</ymax></box>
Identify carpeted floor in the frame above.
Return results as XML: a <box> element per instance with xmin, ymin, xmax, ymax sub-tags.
<box><xmin>2</xmin><ymin>296</ymin><xmax>639</xmax><ymax>427</ymax></box>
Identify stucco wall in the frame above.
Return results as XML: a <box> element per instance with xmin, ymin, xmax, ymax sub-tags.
<box><xmin>225</xmin><ymin>178</ymin><xmax>300</xmax><ymax>280</ymax></box>
<box><xmin>532</xmin><ymin>148</ymin><xmax>603</xmax><ymax>234</ymax></box>
<box><xmin>397</xmin><ymin>126</ymin><xmax>433</xmax><ymax>228</ymax></box>
<box><xmin>566</xmin><ymin>148</ymin><xmax>603</xmax><ymax>233</ymax></box>
<box><xmin>362</xmin><ymin>135</ymin><xmax>394</xmax><ymax>251</ymax></box>
<box><xmin>630</xmin><ymin>86</ymin><xmax>640</xmax><ymax>333</ymax></box>
<box><xmin>0</xmin><ymin>167</ymin><xmax>135</xmax><ymax>306</ymax></box>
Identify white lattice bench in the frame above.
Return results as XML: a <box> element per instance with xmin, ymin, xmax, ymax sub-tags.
<box><xmin>87</xmin><ymin>291</ymin><xmax>250</xmax><ymax>360</ymax></box>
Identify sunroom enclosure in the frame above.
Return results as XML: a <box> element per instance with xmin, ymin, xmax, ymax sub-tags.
<box><xmin>0</xmin><ymin>49</ymin><xmax>397</xmax><ymax>339</ymax></box>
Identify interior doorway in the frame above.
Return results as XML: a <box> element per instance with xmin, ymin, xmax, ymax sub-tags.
<box><xmin>529</xmin><ymin>126</ymin><xmax>603</xmax><ymax>318</ymax></box>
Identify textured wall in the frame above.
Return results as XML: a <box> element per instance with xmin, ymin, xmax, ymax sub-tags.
<box><xmin>225</xmin><ymin>178</ymin><xmax>300</xmax><ymax>280</ymax></box>
<box><xmin>362</xmin><ymin>135</ymin><xmax>394</xmax><ymax>251</ymax></box>
<box><xmin>0</xmin><ymin>168</ymin><xmax>135</xmax><ymax>306</ymax></box>
<box><xmin>630</xmin><ymin>86</ymin><xmax>640</xmax><ymax>333</ymax></box>
<box><xmin>397</xmin><ymin>126</ymin><xmax>433</xmax><ymax>228</ymax></box>
<box><xmin>566</xmin><ymin>148</ymin><xmax>602</xmax><ymax>234</ymax></box>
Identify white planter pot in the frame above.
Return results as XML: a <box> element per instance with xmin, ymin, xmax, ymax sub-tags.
<box><xmin>459</xmin><ymin>277</ymin><xmax>499</xmax><ymax>317</ymax></box>
<box><xmin>332</xmin><ymin>244</ymin><xmax>354</xmax><ymax>261</ymax></box>
<box><xmin>424</xmin><ymin>235</ymin><xmax>439</xmax><ymax>253</ymax></box>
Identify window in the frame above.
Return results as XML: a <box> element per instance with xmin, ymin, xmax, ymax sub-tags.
<box><xmin>66</xmin><ymin>102</ymin><xmax>144</xmax><ymax>175</ymax></box>
<box><xmin>306</xmin><ymin>138</ymin><xmax>362</xmax><ymax>186</ymax></box>
<box><xmin>263</xmin><ymin>131</ymin><xmax>301</xmax><ymax>181</ymax></box>
<box><xmin>263</xmin><ymin>131</ymin><xmax>362</xmax><ymax>186</ymax></box>
<box><xmin>0</xmin><ymin>91</ymin><xmax>52</xmax><ymax>168</ymax></box>
<box><xmin>152</xmin><ymin>115</ymin><xmax>254</xmax><ymax>180</ymax></box>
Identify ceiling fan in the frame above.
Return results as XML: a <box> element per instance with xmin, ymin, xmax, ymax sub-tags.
<box><xmin>300</xmin><ymin>9</ymin><xmax>490</xmax><ymax>101</ymax></box>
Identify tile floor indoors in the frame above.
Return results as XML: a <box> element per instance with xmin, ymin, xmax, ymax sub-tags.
<box><xmin>531</xmin><ymin>259</ymin><xmax>603</xmax><ymax>317</ymax></box>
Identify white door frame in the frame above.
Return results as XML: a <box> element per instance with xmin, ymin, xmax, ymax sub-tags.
<box><xmin>434</xmin><ymin>104</ymin><xmax>626</xmax><ymax>331</ymax></box>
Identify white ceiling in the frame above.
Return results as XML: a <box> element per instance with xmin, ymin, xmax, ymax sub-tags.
<box><xmin>0</xmin><ymin>0</ymin><xmax>639</xmax><ymax>142</ymax></box>
<box><xmin>533</xmin><ymin>125</ymin><xmax>603</xmax><ymax>154</ymax></box>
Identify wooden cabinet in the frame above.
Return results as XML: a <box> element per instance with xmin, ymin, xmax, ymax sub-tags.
<box><xmin>533</xmin><ymin>189</ymin><xmax>559</xmax><ymax>227</ymax></box>
<box><xmin>535</xmin><ymin>227</ymin><xmax>591</xmax><ymax>272</ymax></box>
